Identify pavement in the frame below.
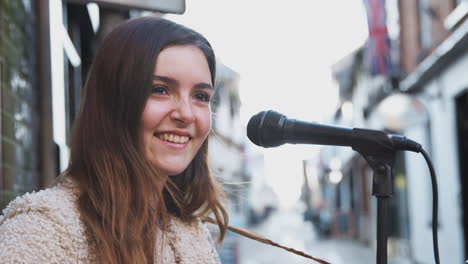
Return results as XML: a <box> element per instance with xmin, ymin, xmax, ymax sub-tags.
<box><xmin>227</xmin><ymin>209</ymin><xmax>413</xmax><ymax>264</ymax></box>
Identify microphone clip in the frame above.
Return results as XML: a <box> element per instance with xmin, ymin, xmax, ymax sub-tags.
<box><xmin>352</xmin><ymin>130</ymin><xmax>398</xmax><ymax>264</ymax></box>
<box><xmin>351</xmin><ymin>128</ymin><xmax>397</xmax><ymax>197</ymax></box>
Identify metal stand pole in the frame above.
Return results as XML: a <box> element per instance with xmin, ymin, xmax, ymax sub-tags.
<box><xmin>376</xmin><ymin>198</ymin><xmax>389</xmax><ymax>264</ymax></box>
<box><xmin>371</xmin><ymin>161</ymin><xmax>394</xmax><ymax>264</ymax></box>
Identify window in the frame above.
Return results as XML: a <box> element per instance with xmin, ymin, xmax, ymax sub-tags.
<box><xmin>0</xmin><ymin>0</ymin><xmax>40</xmax><ymax>210</ymax></box>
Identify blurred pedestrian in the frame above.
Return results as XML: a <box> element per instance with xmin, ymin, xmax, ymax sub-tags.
<box><xmin>0</xmin><ymin>16</ymin><xmax>227</xmax><ymax>263</ymax></box>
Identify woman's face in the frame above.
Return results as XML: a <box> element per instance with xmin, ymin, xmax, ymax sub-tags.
<box><xmin>140</xmin><ymin>45</ymin><xmax>213</xmax><ymax>176</ymax></box>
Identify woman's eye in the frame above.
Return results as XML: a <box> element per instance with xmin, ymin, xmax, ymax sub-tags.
<box><xmin>151</xmin><ymin>85</ymin><xmax>168</xmax><ymax>95</ymax></box>
<box><xmin>194</xmin><ymin>92</ymin><xmax>211</xmax><ymax>102</ymax></box>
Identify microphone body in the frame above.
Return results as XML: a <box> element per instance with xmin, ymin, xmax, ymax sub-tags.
<box><xmin>283</xmin><ymin>119</ymin><xmax>353</xmax><ymax>147</ymax></box>
<box><xmin>247</xmin><ymin>110</ymin><xmax>421</xmax><ymax>153</ymax></box>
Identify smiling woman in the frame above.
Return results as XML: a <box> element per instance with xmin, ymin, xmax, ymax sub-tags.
<box><xmin>0</xmin><ymin>17</ymin><xmax>227</xmax><ymax>264</ymax></box>
<box><xmin>141</xmin><ymin>45</ymin><xmax>214</xmax><ymax>176</ymax></box>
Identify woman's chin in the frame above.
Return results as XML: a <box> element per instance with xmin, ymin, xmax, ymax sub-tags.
<box><xmin>148</xmin><ymin>158</ymin><xmax>191</xmax><ymax>177</ymax></box>
<box><xmin>158</xmin><ymin>167</ymin><xmax>187</xmax><ymax>177</ymax></box>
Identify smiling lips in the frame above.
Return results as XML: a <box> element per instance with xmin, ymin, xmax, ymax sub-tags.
<box><xmin>156</xmin><ymin>133</ymin><xmax>190</xmax><ymax>144</ymax></box>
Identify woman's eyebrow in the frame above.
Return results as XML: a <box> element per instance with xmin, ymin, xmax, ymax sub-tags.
<box><xmin>153</xmin><ymin>75</ymin><xmax>213</xmax><ymax>90</ymax></box>
<box><xmin>194</xmin><ymin>83</ymin><xmax>214</xmax><ymax>90</ymax></box>
<box><xmin>153</xmin><ymin>75</ymin><xmax>178</xmax><ymax>85</ymax></box>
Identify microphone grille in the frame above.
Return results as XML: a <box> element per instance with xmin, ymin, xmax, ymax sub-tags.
<box><xmin>247</xmin><ymin>110</ymin><xmax>285</xmax><ymax>147</ymax></box>
<box><xmin>246</xmin><ymin>111</ymin><xmax>265</xmax><ymax>145</ymax></box>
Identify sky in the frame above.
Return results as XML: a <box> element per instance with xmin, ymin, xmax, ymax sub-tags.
<box><xmin>167</xmin><ymin>0</ymin><xmax>369</xmax><ymax>207</ymax></box>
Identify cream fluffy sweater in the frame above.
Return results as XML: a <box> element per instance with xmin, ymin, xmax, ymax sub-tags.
<box><xmin>0</xmin><ymin>181</ymin><xmax>221</xmax><ymax>264</ymax></box>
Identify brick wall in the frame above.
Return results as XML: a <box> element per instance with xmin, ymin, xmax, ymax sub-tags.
<box><xmin>427</xmin><ymin>0</ymin><xmax>454</xmax><ymax>44</ymax></box>
<box><xmin>398</xmin><ymin>0</ymin><xmax>422</xmax><ymax>74</ymax></box>
<box><xmin>398</xmin><ymin>0</ymin><xmax>457</xmax><ymax>75</ymax></box>
<box><xmin>0</xmin><ymin>0</ymin><xmax>40</xmax><ymax>210</ymax></box>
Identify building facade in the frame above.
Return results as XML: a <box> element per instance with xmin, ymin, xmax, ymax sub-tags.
<box><xmin>316</xmin><ymin>0</ymin><xmax>468</xmax><ymax>263</ymax></box>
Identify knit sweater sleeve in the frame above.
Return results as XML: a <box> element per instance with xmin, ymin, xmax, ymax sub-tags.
<box><xmin>0</xmin><ymin>209</ymin><xmax>76</xmax><ymax>264</ymax></box>
<box><xmin>0</xmin><ymin>184</ymin><xmax>90</xmax><ymax>264</ymax></box>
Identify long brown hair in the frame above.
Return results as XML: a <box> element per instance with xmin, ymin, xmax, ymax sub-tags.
<box><xmin>66</xmin><ymin>16</ymin><xmax>228</xmax><ymax>263</ymax></box>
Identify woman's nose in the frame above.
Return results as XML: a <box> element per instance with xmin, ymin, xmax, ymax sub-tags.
<box><xmin>171</xmin><ymin>98</ymin><xmax>195</xmax><ymax>124</ymax></box>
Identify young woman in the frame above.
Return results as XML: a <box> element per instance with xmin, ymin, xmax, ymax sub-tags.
<box><xmin>0</xmin><ymin>16</ymin><xmax>228</xmax><ymax>263</ymax></box>
<box><xmin>0</xmin><ymin>16</ymin><xmax>331</xmax><ymax>264</ymax></box>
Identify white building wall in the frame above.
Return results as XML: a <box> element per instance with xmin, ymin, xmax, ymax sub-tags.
<box><xmin>404</xmin><ymin>125</ymin><xmax>434</xmax><ymax>263</ymax></box>
<box><xmin>409</xmin><ymin>51</ymin><xmax>468</xmax><ymax>264</ymax></box>
<box><xmin>208</xmin><ymin>138</ymin><xmax>242</xmax><ymax>181</ymax></box>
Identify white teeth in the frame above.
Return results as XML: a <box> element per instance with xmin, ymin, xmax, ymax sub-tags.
<box><xmin>157</xmin><ymin>133</ymin><xmax>189</xmax><ymax>144</ymax></box>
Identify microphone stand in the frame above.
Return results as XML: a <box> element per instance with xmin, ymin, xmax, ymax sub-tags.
<box><xmin>352</xmin><ymin>129</ymin><xmax>396</xmax><ymax>264</ymax></box>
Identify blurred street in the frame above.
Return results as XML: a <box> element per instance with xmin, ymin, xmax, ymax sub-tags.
<box><xmin>233</xmin><ymin>209</ymin><xmax>412</xmax><ymax>264</ymax></box>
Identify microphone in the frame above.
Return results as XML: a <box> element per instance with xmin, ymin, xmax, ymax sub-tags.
<box><xmin>247</xmin><ymin>110</ymin><xmax>422</xmax><ymax>153</ymax></box>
